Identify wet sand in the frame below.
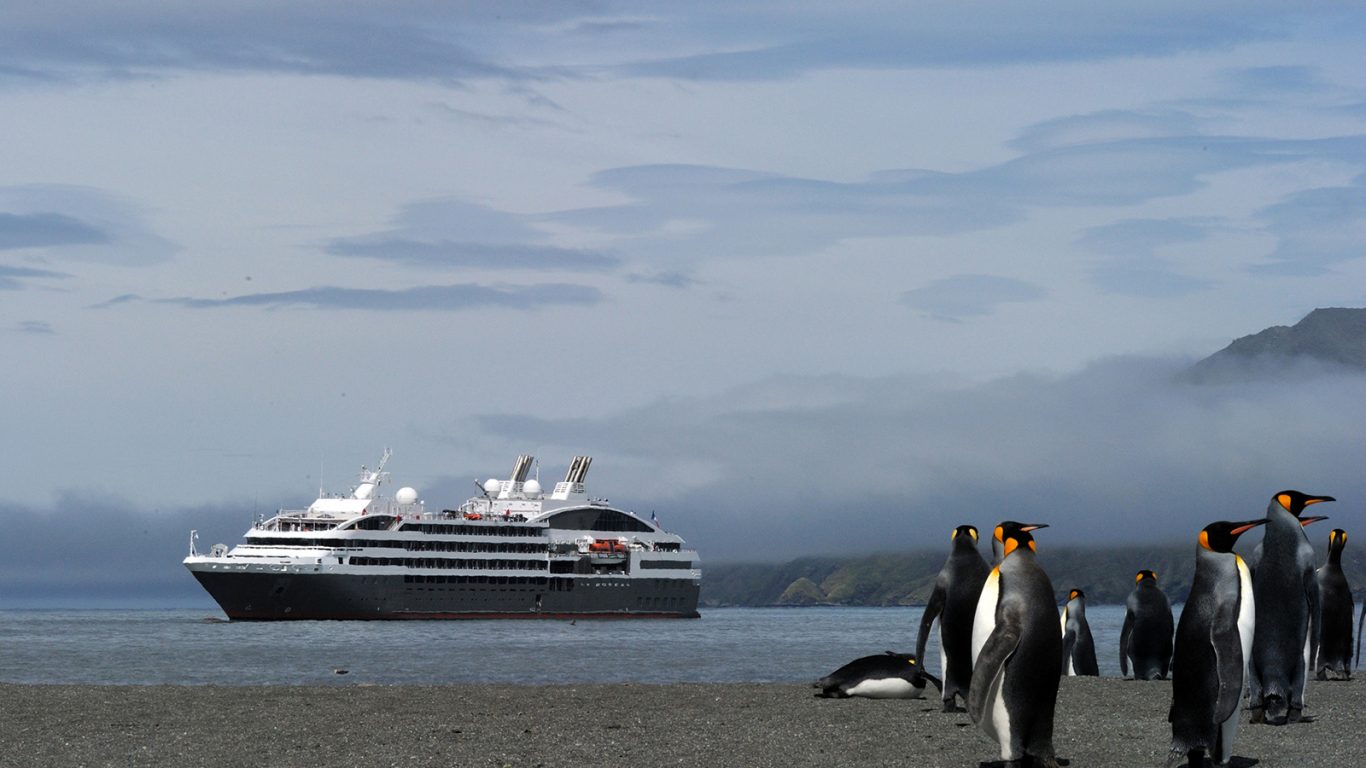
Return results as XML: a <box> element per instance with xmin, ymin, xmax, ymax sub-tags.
<box><xmin>1</xmin><ymin>678</ymin><xmax>1360</xmax><ymax>767</ymax></box>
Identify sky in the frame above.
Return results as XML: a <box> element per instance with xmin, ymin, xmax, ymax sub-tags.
<box><xmin>3</xmin><ymin>2</ymin><xmax>1366</xmax><ymax>606</ymax></box>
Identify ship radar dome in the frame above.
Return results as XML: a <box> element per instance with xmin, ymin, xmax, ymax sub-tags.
<box><xmin>483</xmin><ymin>478</ymin><xmax>501</xmax><ymax>494</ymax></box>
<box><xmin>523</xmin><ymin>479</ymin><xmax>542</xmax><ymax>496</ymax></box>
<box><xmin>395</xmin><ymin>487</ymin><xmax>419</xmax><ymax>504</ymax></box>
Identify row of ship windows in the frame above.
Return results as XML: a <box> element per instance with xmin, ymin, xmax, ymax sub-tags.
<box><xmin>403</xmin><ymin>523</ymin><xmax>542</xmax><ymax>537</ymax></box>
<box><xmin>351</xmin><ymin>557</ymin><xmax>547</xmax><ymax>570</ymax></box>
<box><xmin>402</xmin><ymin>575</ymin><xmax>578</xmax><ymax>592</ymax></box>
<box><xmin>637</xmin><ymin>596</ymin><xmax>689</xmax><ymax>609</ymax></box>
<box><xmin>247</xmin><ymin>537</ymin><xmax>547</xmax><ymax>553</ymax></box>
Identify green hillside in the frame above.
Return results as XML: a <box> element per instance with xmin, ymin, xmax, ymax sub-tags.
<box><xmin>700</xmin><ymin>543</ymin><xmax>1366</xmax><ymax>607</ymax></box>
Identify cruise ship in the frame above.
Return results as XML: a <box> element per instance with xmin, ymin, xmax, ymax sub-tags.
<box><xmin>184</xmin><ymin>452</ymin><xmax>701</xmax><ymax>620</ymax></box>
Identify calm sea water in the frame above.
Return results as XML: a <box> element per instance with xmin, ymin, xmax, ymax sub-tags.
<box><xmin>0</xmin><ymin>606</ymin><xmax>1138</xmax><ymax>686</ymax></box>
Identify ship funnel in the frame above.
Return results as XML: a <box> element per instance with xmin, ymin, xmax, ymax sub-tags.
<box><xmin>498</xmin><ymin>454</ymin><xmax>535</xmax><ymax>499</ymax></box>
<box><xmin>564</xmin><ymin>455</ymin><xmax>592</xmax><ymax>484</ymax></box>
<box><xmin>551</xmin><ymin>456</ymin><xmax>593</xmax><ymax>500</ymax></box>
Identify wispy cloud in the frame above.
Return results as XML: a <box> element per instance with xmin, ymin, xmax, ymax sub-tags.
<box><xmin>900</xmin><ymin>274</ymin><xmax>1047</xmax><ymax>320</ymax></box>
<box><xmin>157</xmin><ymin>282</ymin><xmax>603</xmax><ymax>311</ymax></box>
<box><xmin>326</xmin><ymin>238</ymin><xmax>619</xmax><ymax>272</ymax></box>
<box><xmin>14</xmin><ymin>320</ymin><xmax>55</xmax><ymax>335</ymax></box>
<box><xmin>0</xmin><ymin>212</ymin><xmax>107</xmax><ymax>250</ymax></box>
<box><xmin>1078</xmin><ymin>218</ymin><xmax>1217</xmax><ymax>298</ymax></box>
<box><xmin>0</xmin><ymin>185</ymin><xmax>177</xmax><ymax>265</ymax></box>
<box><xmin>1250</xmin><ymin>174</ymin><xmax>1366</xmax><ymax>277</ymax></box>
<box><xmin>0</xmin><ymin>264</ymin><xmax>70</xmax><ymax>290</ymax></box>
<box><xmin>0</xmin><ymin>3</ymin><xmax>1311</xmax><ymax>86</ymax></box>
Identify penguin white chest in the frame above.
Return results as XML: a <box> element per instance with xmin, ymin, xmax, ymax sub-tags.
<box><xmin>972</xmin><ymin>568</ymin><xmax>1001</xmax><ymax>665</ymax></box>
<box><xmin>844</xmin><ymin>677</ymin><xmax>925</xmax><ymax>699</ymax></box>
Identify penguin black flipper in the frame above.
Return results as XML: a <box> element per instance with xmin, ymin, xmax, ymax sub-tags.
<box><xmin>1119</xmin><ymin>611</ymin><xmax>1133</xmax><ymax>678</ymax></box>
<box><xmin>1305</xmin><ymin>572</ymin><xmax>1322</xmax><ymax>675</ymax></box>
<box><xmin>919</xmin><ymin>669</ymin><xmax>944</xmax><ymax>694</ymax></box>
<box><xmin>915</xmin><ymin>582</ymin><xmax>946</xmax><ymax>666</ymax></box>
<box><xmin>1357</xmin><ymin>602</ymin><xmax>1365</xmax><ymax>670</ymax></box>
<box><xmin>968</xmin><ymin>624</ymin><xmax>1020</xmax><ymax>727</ymax></box>
<box><xmin>1210</xmin><ymin>594</ymin><xmax>1245</xmax><ymax>724</ymax></box>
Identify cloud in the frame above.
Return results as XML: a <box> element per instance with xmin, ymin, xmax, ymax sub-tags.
<box><xmin>540</xmin><ymin>132</ymin><xmax>1366</xmax><ymax>265</ymax></box>
<box><xmin>1220</xmin><ymin>65</ymin><xmax>1326</xmax><ymax>96</ymax></box>
<box><xmin>14</xmin><ymin>320</ymin><xmax>55</xmax><ymax>335</ymax></box>
<box><xmin>0</xmin><ymin>212</ymin><xmax>108</xmax><ymax>250</ymax></box>
<box><xmin>458</xmin><ymin>357</ymin><xmax>1366</xmax><ymax>560</ymax></box>
<box><xmin>158</xmin><ymin>282</ymin><xmax>604</xmax><ymax>311</ymax></box>
<box><xmin>1249</xmin><ymin>174</ymin><xmax>1366</xmax><ymax>276</ymax></box>
<box><xmin>899</xmin><ymin>274</ymin><xmax>1047</xmax><ymax>319</ymax></box>
<box><xmin>624</xmin><ymin>271</ymin><xmax>698</xmax><ymax>289</ymax></box>
<box><xmin>0</xmin><ymin>185</ymin><xmax>177</xmax><ymax>265</ymax></box>
<box><xmin>610</xmin><ymin>3</ymin><xmax>1291</xmax><ymax>81</ymax></box>
<box><xmin>0</xmin><ymin>3</ymin><xmax>1318</xmax><ymax>86</ymax></box>
<box><xmin>1077</xmin><ymin>218</ymin><xmax>1217</xmax><ymax>298</ymax></box>
<box><xmin>0</xmin><ymin>263</ymin><xmax>71</xmax><ymax>290</ymax></box>
<box><xmin>326</xmin><ymin>238</ymin><xmax>619</xmax><ymax>272</ymax></box>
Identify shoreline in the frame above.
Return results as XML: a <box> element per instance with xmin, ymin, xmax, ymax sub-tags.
<box><xmin>3</xmin><ymin>678</ymin><xmax>1361</xmax><ymax>767</ymax></box>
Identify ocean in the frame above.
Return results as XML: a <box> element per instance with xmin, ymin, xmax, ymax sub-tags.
<box><xmin>0</xmin><ymin>606</ymin><xmax>1138</xmax><ymax>686</ymax></box>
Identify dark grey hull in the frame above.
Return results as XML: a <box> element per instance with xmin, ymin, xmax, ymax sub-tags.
<box><xmin>190</xmin><ymin>570</ymin><xmax>701</xmax><ymax>620</ymax></box>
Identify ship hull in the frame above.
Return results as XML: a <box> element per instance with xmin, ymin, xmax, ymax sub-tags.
<box><xmin>189</xmin><ymin>569</ymin><xmax>700</xmax><ymax>620</ymax></box>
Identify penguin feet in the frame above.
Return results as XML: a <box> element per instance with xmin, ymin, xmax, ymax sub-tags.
<box><xmin>1166</xmin><ymin>747</ymin><xmax>1202</xmax><ymax>768</ymax></box>
<box><xmin>1247</xmin><ymin>706</ymin><xmax>1264</xmax><ymax>725</ymax></box>
<box><xmin>1258</xmin><ymin>695</ymin><xmax>1289</xmax><ymax>725</ymax></box>
<box><xmin>941</xmin><ymin>700</ymin><xmax>965</xmax><ymax>713</ymax></box>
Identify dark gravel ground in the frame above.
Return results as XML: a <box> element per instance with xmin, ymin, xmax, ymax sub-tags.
<box><xmin>1</xmin><ymin>678</ymin><xmax>1360</xmax><ymax>767</ymax></box>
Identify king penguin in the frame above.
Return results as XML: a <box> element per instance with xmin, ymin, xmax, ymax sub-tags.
<box><xmin>1060</xmin><ymin>588</ymin><xmax>1099</xmax><ymax>677</ymax></box>
<box><xmin>1248</xmin><ymin>490</ymin><xmax>1332</xmax><ymax>725</ymax></box>
<box><xmin>1167</xmin><ymin>518</ymin><xmax>1265</xmax><ymax>768</ymax></box>
<box><xmin>1119</xmin><ymin>570</ymin><xmax>1173</xmax><ymax>680</ymax></box>
<box><xmin>812</xmin><ymin>651</ymin><xmax>943</xmax><ymax>699</ymax></box>
<box><xmin>915</xmin><ymin>524</ymin><xmax>991</xmax><ymax>712</ymax></box>
<box><xmin>969</xmin><ymin>522</ymin><xmax>1061</xmax><ymax>768</ymax></box>
<box><xmin>1315</xmin><ymin>528</ymin><xmax>1354</xmax><ymax>680</ymax></box>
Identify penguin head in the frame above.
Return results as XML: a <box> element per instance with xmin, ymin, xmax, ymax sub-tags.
<box><xmin>994</xmin><ymin>521</ymin><xmax>1047</xmax><ymax>557</ymax></box>
<box><xmin>951</xmin><ymin>525</ymin><xmax>979</xmax><ymax>545</ymax></box>
<box><xmin>1067</xmin><ymin>588</ymin><xmax>1085</xmax><ymax>603</ymax></box>
<box><xmin>1273</xmin><ymin>490</ymin><xmax>1335</xmax><ymax>518</ymax></box>
<box><xmin>1199</xmin><ymin>519</ymin><xmax>1267</xmax><ymax>553</ymax></box>
<box><xmin>1135</xmin><ymin>569</ymin><xmax>1158</xmax><ymax>585</ymax></box>
<box><xmin>1329</xmin><ymin>528</ymin><xmax>1348</xmax><ymax>555</ymax></box>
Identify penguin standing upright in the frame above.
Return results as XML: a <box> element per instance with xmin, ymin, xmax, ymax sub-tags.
<box><xmin>1315</xmin><ymin>529</ymin><xmax>1354</xmax><ymax>680</ymax></box>
<box><xmin>1168</xmin><ymin>519</ymin><xmax>1265</xmax><ymax>768</ymax></box>
<box><xmin>1059</xmin><ymin>588</ymin><xmax>1099</xmax><ymax>677</ymax></box>
<box><xmin>1248</xmin><ymin>490</ymin><xmax>1332</xmax><ymax>724</ymax></box>
<box><xmin>969</xmin><ymin>522</ymin><xmax>1061</xmax><ymax>768</ymax></box>
<box><xmin>915</xmin><ymin>524</ymin><xmax>991</xmax><ymax>712</ymax></box>
<box><xmin>1119</xmin><ymin>570</ymin><xmax>1174</xmax><ymax>680</ymax></box>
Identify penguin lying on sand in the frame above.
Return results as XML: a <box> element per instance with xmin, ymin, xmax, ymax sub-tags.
<box><xmin>813</xmin><ymin>651</ymin><xmax>942</xmax><ymax>699</ymax></box>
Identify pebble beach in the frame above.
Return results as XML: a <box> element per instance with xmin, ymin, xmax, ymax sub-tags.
<box><xmin>3</xmin><ymin>677</ymin><xmax>1360</xmax><ymax>767</ymax></box>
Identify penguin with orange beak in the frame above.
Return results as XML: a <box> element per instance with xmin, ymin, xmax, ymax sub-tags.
<box><xmin>969</xmin><ymin>522</ymin><xmax>1061</xmax><ymax>768</ymax></box>
<box><xmin>1167</xmin><ymin>518</ymin><xmax>1265</xmax><ymax>768</ymax></box>
<box><xmin>1248</xmin><ymin>490</ymin><xmax>1333</xmax><ymax>724</ymax></box>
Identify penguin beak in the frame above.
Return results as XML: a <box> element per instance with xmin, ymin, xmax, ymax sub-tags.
<box><xmin>1305</xmin><ymin>495</ymin><xmax>1335</xmax><ymax>506</ymax></box>
<box><xmin>1299</xmin><ymin>515</ymin><xmax>1330</xmax><ymax>527</ymax></box>
<box><xmin>1019</xmin><ymin>523</ymin><xmax>1049</xmax><ymax>532</ymax></box>
<box><xmin>1230</xmin><ymin>519</ymin><xmax>1268</xmax><ymax>537</ymax></box>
